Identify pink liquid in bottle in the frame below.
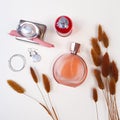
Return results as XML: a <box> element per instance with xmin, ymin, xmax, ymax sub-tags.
<box><xmin>53</xmin><ymin>42</ymin><xmax>88</xmax><ymax>87</ymax></box>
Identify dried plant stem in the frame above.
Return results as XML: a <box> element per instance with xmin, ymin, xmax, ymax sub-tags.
<box><xmin>48</xmin><ymin>94</ymin><xmax>59</xmax><ymax>120</ymax></box>
<box><xmin>109</xmin><ymin>94</ymin><xmax>116</xmax><ymax>120</ymax></box>
<box><xmin>91</xmin><ymin>25</ymin><xmax>119</xmax><ymax>120</ymax></box>
<box><xmin>37</xmin><ymin>84</ymin><xmax>58</xmax><ymax>120</ymax></box>
<box><xmin>113</xmin><ymin>97</ymin><xmax>117</xmax><ymax>120</ymax></box>
<box><xmin>109</xmin><ymin>95</ymin><xmax>116</xmax><ymax>120</ymax></box>
<box><xmin>95</xmin><ymin>103</ymin><xmax>99</xmax><ymax>120</ymax></box>
<box><xmin>37</xmin><ymin>84</ymin><xmax>49</xmax><ymax>109</ymax></box>
<box><xmin>114</xmin><ymin>96</ymin><xmax>120</xmax><ymax>120</ymax></box>
<box><xmin>102</xmin><ymin>90</ymin><xmax>112</xmax><ymax>120</ymax></box>
<box><xmin>102</xmin><ymin>78</ymin><xmax>114</xmax><ymax>120</ymax></box>
<box><xmin>92</xmin><ymin>88</ymin><xmax>99</xmax><ymax>120</ymax></box>
<box><xmin>24</xmin><ymin>93</ymin><xmax>40</xmax><ymax>103</ymax></box>
<box><xmin>42</xmin><ymin>73</ymin><xmax>59</xmax><ymax>120</ymax></box>
<box><xmin>104</xmin><ymin>78</ymin><xmax>119</xmax><ymax>120</ymax></box>
<box><xmin>24</xmin><ymin>93</ymin><xmax>55</xmax><ymax>120</ymax></box>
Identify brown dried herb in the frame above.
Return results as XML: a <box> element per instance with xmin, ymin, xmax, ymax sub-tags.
<box><xmin>30</xmin><ymin>67</ymin><xmax>38</xmax><ymax>83</ymax></box>
<box><xmin>94</xmin><ymin>69</ymin><xmax>104</xmax><ymax>90</ymax></box>
<box><xmin>92</xmin><ymin>88</ymin><xmax>98</xmax><ymax>102</ymax></box>
<box><xmin>109</xmin><ymin>77</ymin><xmax>116</xmax><ymax>95</ymax></box>
<box><xmin>39</xmin><ymin>103</ymin><xmax>52</xmax><ymax>117</ymax></box>
<box><xmin>92</xmin><ymin>88</ymin><xmax>99</xmax><ymax>120</ymax></box>
<box><xmin>42</xmin><ymin>74</ymin><xmax>51</xmax><ymax>93</ymax></box>
<box><xmin>91</xmin><ymin>37</ymin><xmax>101</xmax><ymax>55</ymax></box>
<box><xmin>101</xmin><ymin>52</ymin><xmax>110</xmax><ymax>77</ymax></box>
<box><xmin>91</xmin><ymin>24</ymin><xmax>119</xmax><ymax>120</ymax></box>
<box><xmin>7</xmin><ymin>80</ymin><xmax>25</xmax><ymax>94</ymax></box>
<box><xmin>91</xmin><ymin>49</ymin><xmax>102</xmax><ymax>66</ymax></box>
<box><xmin>102</xmin><ymin>31</ymin><xmax>109</xmax><ymax>48</ymax></box>
<box><xmin>7</xmin><ymin>68</ymin><xmax>58</xmax><ymax>120</ymax></box>
<box><xmin>42</xmin><ymin>74</ymin><xmax>59</xmax><ymax>120</ymax></box>
<box><xmin>110</xmin><ymin>61</ymin><xmax>119</xmax><ymax>82</ymax></box>
<box><xmin>98</xmin><ymin>24</ymin><xmax>103</xmax><ymax>41</ymax></box>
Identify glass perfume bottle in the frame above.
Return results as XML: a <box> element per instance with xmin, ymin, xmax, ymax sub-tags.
<box><xmin>53</xmin><ymin>42</ymin><xmax>87</xmax><ymax>87</ymax></box>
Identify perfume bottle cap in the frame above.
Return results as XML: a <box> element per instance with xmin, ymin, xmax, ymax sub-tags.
<box><xmin>17</xmin><ymin>22</ymin><xmax>40</xmax><ymax>39</ymax></box>
<box><xmin>55</xmin><ymin>16</ymin><xmax>72</xmax><ymax>37</ymax></box>
<box><xmin>70</xmin><ymin>42</ymin><xmax>80</xmax><ymax>54</ymax></box>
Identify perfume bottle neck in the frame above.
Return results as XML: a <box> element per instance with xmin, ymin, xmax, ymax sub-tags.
<box><xmin>70</xmin><ymin>42</ymin><xmax>80</xmax><ymax>55</ymax></box>
<box><xmin>71</xmin><ymin>51</ymin><xmax>77</xmax><ymax>55</ymax></box>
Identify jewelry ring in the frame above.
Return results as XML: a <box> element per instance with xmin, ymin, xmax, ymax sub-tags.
<box><xmin>8</xmin><ymin>54</ymin><xmax>26</xmax><ymax>72</ymax></box>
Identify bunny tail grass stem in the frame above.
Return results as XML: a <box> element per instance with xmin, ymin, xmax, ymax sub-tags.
<box><xmin>114</xmin><ymin>96</ymin><xmax>120</xmax><ymax>120</ymax></box>
<box><xmin>110</xmin><ymin>95</ymin><xmax>117</xmax><ymax>120</ymax></box>
<box><xmin>48</xmin><ymin>94</ymin><xmax>59</xmax><ymax>120</ymax></box>
<box><xmin>113</xmin><ymin>98</ymin><xmax>117</xmax><ymax>120</ymax></box>
<box><xmin>102</xmin><ymin>90</ymin><xmax>112</xmax><ymax>120</ymax></box>
<box><xmin>36</xmin><ymin>84</ymin><xmax>57</xmax><ymax>120</ymax></box>
<box><xmin>95</xmin><ymin>103</ymin><xmax>99</xmax><ymax>120</ymax></box>
<box><xmin>37</xmin><ymin>84</ymin><xmax>49</xmax><ymax>109</ymax></box>
<box><xmin>24</xmin><ymin>93</ymin><xmax>39</xmax><ymax>103</ymax></box>
<box><xmin>92</xmin><ymin>88</ymin><xmax>99</xmax><ymax>120</ymax></box>
<box><xmin>24</xmin><ymin>93</ymin><xmax>55</xmax><ymax>120</ymax></box>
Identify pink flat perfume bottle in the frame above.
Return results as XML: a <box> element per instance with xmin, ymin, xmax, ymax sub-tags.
<box><xmin>53</xmin><ymin>42</ymin><xmax>88</xmax><ymax>87</ymax></box>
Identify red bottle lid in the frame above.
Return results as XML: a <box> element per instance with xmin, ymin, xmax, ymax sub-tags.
<box><xmin>55</xmin><ymin>16</ymin><xmax>72</xmax><ymax>37</ymax></box>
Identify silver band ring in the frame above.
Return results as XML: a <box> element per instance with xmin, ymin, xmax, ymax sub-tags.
<box><xmin>8</xmin><ymin>54</ymin><xmax>26</xmax><ymax>72</ymax></box>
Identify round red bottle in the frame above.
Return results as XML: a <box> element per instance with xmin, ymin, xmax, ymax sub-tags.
<box><xmin>55</xmin><ymin>16</ymin><xmax>72</xmax><ymax>37</ymax></box>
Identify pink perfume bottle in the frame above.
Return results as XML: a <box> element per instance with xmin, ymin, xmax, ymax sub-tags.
<box><xmin>53</xmin><ymin>42</ymin><xmax>88</xmax><ymax>87</ymax></box>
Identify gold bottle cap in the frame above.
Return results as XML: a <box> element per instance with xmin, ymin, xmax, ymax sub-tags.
<box><xmin>70</xmin><ymin>42</ymin><xmax>80</xmax><ymax>55</ymax></box>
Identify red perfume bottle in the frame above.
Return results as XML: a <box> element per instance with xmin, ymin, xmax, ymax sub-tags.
<box><xmin>53</xmin><ymin>42</ymin><xmax>88</xmax><ymax>87</ymax></box>
<box><xmin>55</xmin><ymin>16</ymin><xmax>72</xmax><ymax>37</ymax></box>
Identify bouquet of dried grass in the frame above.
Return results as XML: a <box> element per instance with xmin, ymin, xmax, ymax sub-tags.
<box><xmin>7</xmin><ymin>67</ymin><xmax>59</xmax><ymax>120</ymax></box>
<box><xmin>91</xmin><ymin>25</ymin><xmax>119</xmax><ymax>120</ymax></box>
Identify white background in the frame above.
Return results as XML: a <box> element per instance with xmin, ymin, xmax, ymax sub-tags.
<box><xmin>0</xmin><ymin>0</ymin><xmax>120</xmax><ymax>120</ymax></box>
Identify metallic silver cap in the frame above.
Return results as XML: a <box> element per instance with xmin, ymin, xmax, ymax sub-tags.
<box><xmin>57</xmin><ymin>16</ymin><xmax>69</xmax><ymax>29</ymax></box>
<box><xmin>16</xmin><ymin>20</ymin><xmax>47</xmax><ymax>44</ymax></box>
<box><xmin>17</xmin><ymin>22</ymin><xmax>39</xmax><ymax>39</ymax></box>
<box><xmin>70</xmin><ymin>42</ymin><xmax>80</xmax><ymax>55</ymax></box>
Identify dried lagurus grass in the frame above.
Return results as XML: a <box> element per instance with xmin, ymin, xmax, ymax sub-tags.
<box><xmin>101</xmin><ymin>52</ymin><xmax>110</xmax><ymax>77</ymax></box>
<box><xmin>30</xmin><ymin>68</ymin><xmax>51</xmax><ymax>114</ymax></box>
<box><xmin>42</xmin><ymin>74</ymin><xmax>59</xmax><ymax>120</ymax></box>
<box><xmin>109</xmin><ymin>77</ymin><xmax>116</xmax><ymax>95</ymax></box>
<box><xmin>92</xmin><ymin>88</ymin><xmax>98</xmax><ymax>102</ymax></box>
<box><xmin>98</xmin><ymin>24</ymin><xmax>103</xmax><ymax>41</ymax></box>
<box><xmin>91</xmin><ymin>37</ymin><xmax>101</xmax><ymax>55</ymax></box>
<box><xmin>110</xmin><ymin>61</ymin><xmax>119</xmax><ymax>83</ymax></box>
<box><xmin>42</xmin><ymin>74</ymin><xmax>51</xmax><ymax>93</ymax></box>
<box><xmin>30</xmin><ymin>67</ymin><xmax>38</xmax><ymax>83</ymax></box>
<box><xmin>91</xmin><ymin>49</ymin><xmax>102</xmax><ymax>66</ymax></box>
<box><xmin>102</xmin><ymin>31</ymin><xmax>109</xmax><ymax>48</ymax></box>
<box><xmin>92</xmin><ymin>88</ymin><xmax>99</xmax><ymax>120</ymax></box>
<box><xmin>39</xmin><ymin>103</ymin><xmax>52</xmax><ymax>117</ymax></box>
<box><xmin>94</xmin><ymin>69</ymin><xmax>104</xmax><ymax>90</ymax></box>
<box><xmin>90</xmin><ymin>24</ymin><xmax>119</xmax><ymax>120</ymax></box>
<box><xmin>109</xmin><ymin>77</ymin><xmax>120</xmax><ymax>120</ymax></box>
<box><xmin>7</xmin><ymin>80</ymin><xmax>25</xmax><ymax>94</ymax></box>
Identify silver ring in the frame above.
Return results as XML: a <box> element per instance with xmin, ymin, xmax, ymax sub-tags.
<box><xmin>8</xmin><ymin>54</ymin><xmax>26</xmax><ymax>72</ymax></box>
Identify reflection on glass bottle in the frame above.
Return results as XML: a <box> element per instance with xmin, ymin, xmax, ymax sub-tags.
<box><xmin>53</xmin><ymin>42</ymin><xmax>88</xmax><ymax>87</ymax></box>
